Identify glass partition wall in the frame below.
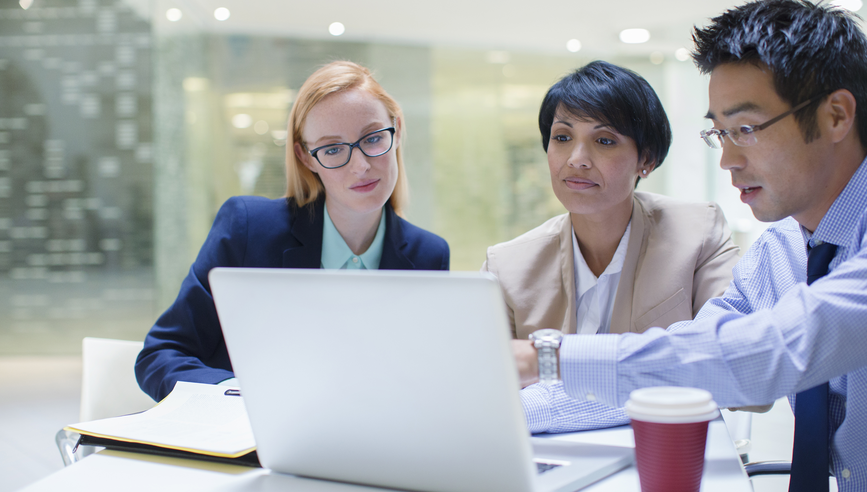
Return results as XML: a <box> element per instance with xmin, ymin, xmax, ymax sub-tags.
<box><xmin>0</xmin><ymin>0</ymin><xmax>154</xmax><ymax>353</ymax></box>
<box><xmin>1</xmin><ymin>0</ymin><xmax>761</xmax><ymax>354</ymax></box>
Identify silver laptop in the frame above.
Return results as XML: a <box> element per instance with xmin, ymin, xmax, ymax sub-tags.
<box><xmin>210</xmin><ymin>268</ymin><xmax>633</xmax><ymax>492</ymax></box>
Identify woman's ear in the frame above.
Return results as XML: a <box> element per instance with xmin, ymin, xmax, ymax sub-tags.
<box><xmin>295</xmin><ymin>142</ymin><xmax>318</xmax><ymax>174</ymax></box>
<box><xmin>393</xmin><ymin>117</ymin><xmax>402</xmax><ymax>150</ymax></box>
<box><xmin>637</xmin><ymin>154</ymin><xmax>654</xmax><ymax>178</ymax></box>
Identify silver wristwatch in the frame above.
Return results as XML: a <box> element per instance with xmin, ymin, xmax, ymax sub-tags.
<box><xmin>529</xmin><ymin>329</ymin><xmax>563</xmax><ymax>383</ymax></box>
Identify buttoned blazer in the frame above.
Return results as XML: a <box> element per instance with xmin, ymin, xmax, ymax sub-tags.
<box><xmin>136</xmin><ymin>196</ymin><xmax>450</xmax><ymax>401</ymax></box>
<box><xmin>482</xmin><ymin>192</ymin><xmax>739</xmax><ymax>339</ymax></box>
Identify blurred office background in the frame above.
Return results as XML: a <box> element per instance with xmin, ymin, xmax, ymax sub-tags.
<box><xmin>2</xmin><ymin>0</ymin><xmax>861</xmax><ymax>489</ymax></box>
<box><xmin>2</xmin><ymin>0</ymin><xmax>818</xmax><ymax>355</ymax></box>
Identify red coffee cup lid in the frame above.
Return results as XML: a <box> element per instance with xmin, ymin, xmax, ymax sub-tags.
<box><xmin>625</xmin><ymin>386</ymin><xmax>720</xmax><ymax>423</ymax></box>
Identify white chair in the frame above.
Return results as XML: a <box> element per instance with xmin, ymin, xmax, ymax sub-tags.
<box><xmin>79</xmin><ymin>337</ymin><xmax>155</xmax><ymax>422</ymax></box>
<box><xmin>56</xmin><ymin>337</ymin><xmax>156</xmax><ymax>466</ymax></box>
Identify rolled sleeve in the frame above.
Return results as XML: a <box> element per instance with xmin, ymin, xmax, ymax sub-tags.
<box><xmin>520</xmin><ymin>384</ymin><xmax>553</xmax><ymax>433</ymax></box>
<box><xmin>521</xmin><ymin>381</ymin><xmax>630</xmax><ymax>434</ymax></box>
<box><xmin>560</xmin><ymin>333</ymin><xmax>620</xmax><ymax>406</ymax></box>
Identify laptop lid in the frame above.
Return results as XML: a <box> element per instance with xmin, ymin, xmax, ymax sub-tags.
<box><xmin>211</xmin><ymin>268</ymin><xmax>629</xmax><ymax>492</ymax></box>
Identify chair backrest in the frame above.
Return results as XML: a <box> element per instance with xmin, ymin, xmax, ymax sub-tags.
<box><xmin>79</xmin><ymin>337</ymin><xmax>155</xmax><ymax>422</ymax></box>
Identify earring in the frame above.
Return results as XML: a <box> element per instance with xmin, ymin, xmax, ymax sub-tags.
<box><xmin>642</xmin><ymin>169</ymin><xmax>648</xmax><ymax>175</ymax></box>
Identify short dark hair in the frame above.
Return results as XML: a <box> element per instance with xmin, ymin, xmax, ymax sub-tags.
<box><xmin>538</xmin><ymin>60</ymin><xmax>672</xmax><ymax>182</ymax></box>
<box><xmin>692</xmin><ymin>0</ymin><xmax>867</xmax><ymax>146</ymax></box>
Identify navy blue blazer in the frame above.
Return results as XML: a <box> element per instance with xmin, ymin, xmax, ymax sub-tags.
<box><xmin>135</xmin><ymin>196</ymin><xmax>449</xmax><ymax>401</ymax></box>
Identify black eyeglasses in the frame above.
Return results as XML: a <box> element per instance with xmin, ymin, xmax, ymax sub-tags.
<box><xmin>306</xmin><ymin>126</ymin><xmax>396</xmax><ymax>169</ymax></box>
<box><xmin>700</xmin><ymin>92</ymin><xmax>828</xmax><ymax>149</ymax></box>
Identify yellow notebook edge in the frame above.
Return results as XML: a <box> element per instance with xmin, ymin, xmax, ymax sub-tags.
<box><xmin>63</xmin><ymin>426</ymin><xmax>256</xmax><ymax>459</ymax></box>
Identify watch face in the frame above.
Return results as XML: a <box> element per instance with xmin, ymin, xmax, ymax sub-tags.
<box><xmin>532</xmin><ymin>329</ymin><xmax>563</xmax><ymax>342</ymax></box>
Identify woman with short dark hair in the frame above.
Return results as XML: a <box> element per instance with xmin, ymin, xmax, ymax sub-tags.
<box><xmin>483</xmin><ymin>61</ymin><xmax>740</xmax><ymax>433</ymax></box>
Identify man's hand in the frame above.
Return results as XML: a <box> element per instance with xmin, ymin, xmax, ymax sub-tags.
<box><xmin>512</xmin><ymin>339</ymin><xmax>539</xmax><ymax>388</ymax></box>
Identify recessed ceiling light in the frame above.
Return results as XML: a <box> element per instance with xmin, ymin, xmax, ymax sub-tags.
<box><xmin>254</xmin><ymin>120</ymin><xmax>270</xmax><ymax>135</ymax></box>
<box><xmin>183</xmin><ymin>77</ymin><xmax>209</xmax><ymax>92</ymax></box>
<box><xmin>19</xmin><ymin>0</ymin><xmax>33</xmax><ymax>9</ymax></box>
<box><xmin>831</xmin><ymin>0</ymin><xmax>863</xmax><ymax>11</ymax></box>
<box><xmin>329</xmin><ymin>22</ymin><xmax>345</xmax><ymax>36</ymax></box>
<box><xmin>232</xmin><ymin>114</ymin><xmax>252</xmax><ymax>129</ymax></box>
<box><xmin>486</xmin><ymin>51</ymin><xmax>510</xmax><ymax>64</ymax></box>
<box><xmin>214</xmin><ymin>7</ymin><xmax>230</xmax><ymax>21</ymax></box>
<box><xmin>566</xmin><ymin>39</ymin><xmax>582</xmax><ymax>53</ymax></box>
<box><xmin>675</xmin><ymin>48</ymin><xmax>690</xmax><ymax>62</ymax></box>
<box><xmin>619</xmin><ymin>28</ymin><xmax>650</xmax><ymax>44</ymax></box>
<box><xmin>166</xmin><ymin>8</ymin><xmax>182</xmax><ymax>22</ymax></box>
<box><xmin>650</xmin><ymin>52</ymin><xmax>664</xmax><ymax>64</ymax></box>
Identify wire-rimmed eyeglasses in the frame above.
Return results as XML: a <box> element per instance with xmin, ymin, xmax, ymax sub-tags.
<box><xmin>306</xmin><ymin>125</ymin><xmax>396</xmax><ymax>169</ymax></box>
<box><xmin>700</xmin><ymin>92</ymin><xmax>828</xmax><ymax>149</ymax></box>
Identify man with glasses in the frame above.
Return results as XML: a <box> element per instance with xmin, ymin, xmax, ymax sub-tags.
<box><xmin>512</xmin><ymin>1</ymin><xmax>867</xmax><ymax>490</ymax></box>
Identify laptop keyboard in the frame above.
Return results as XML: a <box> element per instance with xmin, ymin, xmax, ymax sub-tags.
<box><xmin>535</xmin><ymin>462</ymin><xmax>562</xmax><ymax>474</ymax></box>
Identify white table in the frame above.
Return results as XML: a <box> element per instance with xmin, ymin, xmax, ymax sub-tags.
<box><xmin>19</xmin><ymin>420</ymin><xmax>750</xmax><ymax>492</ymax></box>
<box><xmin>544</xmin><ymin>419</ymin><xmax>751</xmax><ymax>491</ymax></box>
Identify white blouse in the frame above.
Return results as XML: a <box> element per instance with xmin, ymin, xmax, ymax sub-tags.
<box><xmin>572</xmin><ymin>222</ymin><xmax>631</xmax><ymax>335</ymax></box>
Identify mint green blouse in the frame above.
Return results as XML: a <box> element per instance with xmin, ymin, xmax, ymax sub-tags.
<box><xmin>320</xmin><ymin>203</ymin><xmax>386</xmax><ymax>270</ymax></box>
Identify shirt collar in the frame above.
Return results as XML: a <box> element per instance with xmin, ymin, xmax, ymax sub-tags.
<box><xmin>572</xmin><ymin>221</ymin><xmax>631</xmax><ymax>298</ymax></box>
<box><xmin>800</xmin><ymin>226</ymin><xmax>814</xmax><ymax>250</ymax></box>
<box><xmin>320</xmin><ymin>203</ymin><xmax>387</xmax><ymax>270</ymax></box>
<box><xmin>812</xmin><ymin>154</ymin><xmax>867</xmax><ymax>248</ymax></box>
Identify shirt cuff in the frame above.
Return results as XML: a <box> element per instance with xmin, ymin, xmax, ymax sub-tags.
<box><xmin>560</xmin><ymin>334</ymin><xmax>620</xmax><ymax>406</ymax></box>
<box><xmin>217</xmin><ymin>377</ymin><xmax>239</xmax><ymax>387</ymax></box>
<box><xmin>520</xmin><ymin>384</ymin><xmax>554</xmax><ymax>434</ymax></box>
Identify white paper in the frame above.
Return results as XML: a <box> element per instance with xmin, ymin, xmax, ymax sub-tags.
<box><xmin>67</xmin><ymin>381</ymin><xmax>255</xmax><ymax>456</ymax></box>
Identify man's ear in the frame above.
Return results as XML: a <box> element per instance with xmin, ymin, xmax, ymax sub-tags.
<box><xmin>823</xmin><ymin>88</ymin><xmax>857</xmax><ymax>144</ymax></box>
<box><xmin>295</xmin><ymin>142</ymin><xmax>317</xmax><ymax>173</ymax></box>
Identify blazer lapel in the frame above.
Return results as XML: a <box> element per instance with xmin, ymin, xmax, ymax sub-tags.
<box><xmin>282</xmin><ymin>198</ymin><xmax>325</xmax><ymax>269</ymax></box>
<box><xmin>609</xmin><ymin>196</ymin><xmax>647</xmax><ymax>334</ymax></box>
<box><xmin>557</xmin><ymin>214</ymin><xmax>578</xmax><ymax>334</ymax></box>
<box><xmin>380</xmin><ymin>205</ymin><xmax>414</xmax><ymax>270</ymax></box>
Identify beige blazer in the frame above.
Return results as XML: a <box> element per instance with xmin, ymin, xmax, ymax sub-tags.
<box><xmin>482</xmin><ymin>192</ymin><xmax>740</xmax><ymax>339</ymax></box>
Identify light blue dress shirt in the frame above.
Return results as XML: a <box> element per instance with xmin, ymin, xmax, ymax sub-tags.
<box><xmin>320</xmin><ymin>203</ymin><xmax>386</xmax><ymax>270</ymax></box>
<box><xmin>542</xmin><ymin>156</ymin><xmax>867</xmax><ymax>488</ymax></box>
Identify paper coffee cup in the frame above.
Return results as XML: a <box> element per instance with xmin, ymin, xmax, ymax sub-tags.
<box><xmin>625</xmin><ymin>387</ymin><xmax>719</xmax><ymax>492</ymax></box>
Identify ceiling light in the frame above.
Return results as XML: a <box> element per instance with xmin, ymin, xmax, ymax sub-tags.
<box><xmin>831</xmin><ymin>0</ymin><xmax>863</xmax><ymax>11</ymax></box>
<box><xmin>329</xmin><ymin>22</ymin><xmax>345</xmax><ymax>36</ymax></box>
<box><xmin>214</xmin><ymin>7</ymin><xmax>230</xmax><ymax>21</ymax></box>
<box><xmin>166</xmin><ymin>8</ymin><xmax>182</xmax><ymax>22</ymax></box>
<box><xmin>19</xmin><ymin>0</ymin><xmax>33</xmax><ymax>9</ymax></box>
<box><xmin>566</xmin><ymin>39</ymin><xmax>582</xmax><ymax>53</ymax></box>
<box><xmin>486</xmin><ymin>51</ymin><xmax>510</xmax><ymax>64</ymax></box>
<box><xmin>675</xmin><ymin>48</ymin><xmax>690</xmax><ymax>62</ymax></box>
<box><xmin>619</xmin><ymin>28</ymin><xmax>650</xmax><ymax>44</ymax></box>
<box><xmin>650</xmin><ymin>52</ymin><xmax>664</xmax><ymax>64</ymax></box>
<box><xmin>232</xmin><ymin>114</ymin><xmax>252</xmax><ymax>129</ymax></box>
<box><xmin>254</xmin><ymin>120</ymin><xmax>269</xmax><ymax>135</ymax></box>
<box><xmin>183</xmin><ymin>77</ymin><xmax>209</xmax><ymax>92</ymax></box>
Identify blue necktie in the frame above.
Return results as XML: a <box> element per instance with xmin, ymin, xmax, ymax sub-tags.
<box><xmin>789</xmin><ymin>241</ymin><xmax>837</xmax><ymax>492</ymax></box>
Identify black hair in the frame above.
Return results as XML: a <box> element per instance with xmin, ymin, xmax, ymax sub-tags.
<box><xmin>692</xmin><ymin>0</ymin><xmax>867</xmax><ymax>146</ymax></box>
<box><xmin>538</xmin><ymin>60</ymin><xmax>672</xmax><ymax>186</ymax></box>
